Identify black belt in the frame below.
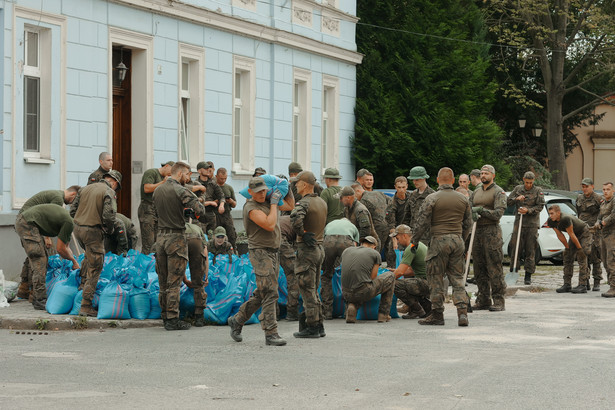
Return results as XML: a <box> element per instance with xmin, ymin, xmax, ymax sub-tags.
<box><xmin>158</xmin><ymin>228</ymin><xmax>184</xmax><ymax>234</ymax></box>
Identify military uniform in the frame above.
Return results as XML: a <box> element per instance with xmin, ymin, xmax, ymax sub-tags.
<box><xmin>104</xmin><ymin>213</ymin><xmax>138</xmax><ymax>255</ymax></box>
<box><xmin>403</xmin><ymin>186</ymin><xmax>435</xmax><ymax>244</ymax></box>
<box><xmin>413</xmin><ymin>184</ymin><xmax>472</xmax><ymax>324</ymax></box>
<box><xmin>207</xmin><ymin>238</ymin><xmax>234</xmax><ymax>264</ymax></box>
<box><xmin>153</xmin><ymin>178</ymin><xmax>206</xmax><ymax>322</ymax></box>
<box><xmin>71</xmin><ymin>181</ymin><xmax>117</xmax><ymax>312</ymax></box>
<box><xmin>577</xmin><ymin>191</ymin><xmax>603</xmax><ymax>284</ymax></box>
<box><xmin>279</xmin><ymin>215</ymin><xmax>299</xmax><ymax>319</ymax></box>
<box><xmin>386</xmin><ymin>191</ymin><xmax>410</xmax><ymax>230</ymax></box>
<box><xmin>216</xmin><ymin>182</ymin><xmax>237</xmax><ymax>249</ymax></box>
<box><xmin>138</xmin><ymin>168</ymin><xmax>164</xmax><ymax>254</ymax></box>
<box><xmin>320</xmin><ymin>185</ymin><xmax>344</xmax><ymax>224</ymax></box>
<box><xmin>345</xmin><ymin>199</ymin><xmax>380</xmax><ymax>248</ymax></box>
<box><xmin>597</xmin><ymin>197</ymin><xmax>615</xmax><ymax>287</ymax></box>
<box><xmin>548</xmin><ymin>215</ymin><xmax>592</xmax><ymax>290</ymax></box>
<box><xmin>87</xmin><ymin>166</ymin><xmax>108</xmax><ymax>185</ymax></box>
<box><xmin>361</xmin><ymin>190</ymin><xmax>393</xmax><ymax>263</ymax></box>
<box><xmin>470</xmin><ymin>181</ymin><xmax>507</xmax><ymax>310</ymax></box>
<box><xmin>193</xmin><ymin>176</ymin><xmax>225</xmax><ymax>236</ymax></box>
<box><xmin>506</xmin><ymin>184</ymin><xmax>545</xmax><ymax>277</ymax></box>
<box><xmin>393</xmin><ymin>241</ymin><xmax>431</xmax><ymax>316</ymax></box>
<box><xmin>185</xmin><ymin>222</ymin><xmax>208</xmax><ymax>319</ymax></box>
<box><xmin>15</xmin><ymin>204</ymin><xmax>74</xmax><ymax>308</ymax></box>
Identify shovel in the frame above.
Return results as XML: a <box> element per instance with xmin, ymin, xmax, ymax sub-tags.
<box><xmin>505</xmin><ymin>212</ymin><xmax>523</xmax><ymax>286</ymax></box>
<box><xmin>463</xmin><ymin>221</ymin><xmax>477</xmax><ymax>313</ymax></box>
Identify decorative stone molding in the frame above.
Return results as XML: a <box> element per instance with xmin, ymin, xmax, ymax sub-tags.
<box><xmin>292</xmin><ymin>1</ymin><xmax>313</xmax><ymax>27</ymax></box>
<box><xmin>321</xmin><ymin>11</ymin><xmax>340</xmax><ymax>36</ymax></box>
<box><xmin>232</xmin><ymin>0</ymin><xmax>256</xmax><ymax>11</ymax></box>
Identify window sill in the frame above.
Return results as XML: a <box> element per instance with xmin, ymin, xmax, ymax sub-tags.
<box><xmin>24</xmin><ymin>157</ymin><xmax>55</xmax><ymax>164</ymax></box>
<box><xmin>232</xmin><ymin>169</ymin><xmax>255</xmax><ymax>179</ymax></box>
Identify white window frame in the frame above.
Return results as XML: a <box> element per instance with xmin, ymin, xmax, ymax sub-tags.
<box><xmin>321</xmin><ymin>75</ymin><xmax>339</xmax><ymax>173</ymax></box>
<box><xmin>293</xmin><ymin>68</ymin><xmax>312</xmax><ymax>167</ymax></box>
<box><xmin>232</xmin><ymin>56</ymin><xmax>256</xmax><ymax>175</ymax></box>
<box><xmin>178</xmin><ymin>44</ymin><xmax>205</xmax><ymax>167</ymax></box>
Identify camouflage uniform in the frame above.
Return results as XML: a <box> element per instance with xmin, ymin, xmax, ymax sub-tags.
<box><xmin>470</xmin><ymin>182</ymin><xmax>507</xmax><ymax>308</ymax></box>
<box><xmin>597</xmin><ymin>197</ymin><xmax>615</xmax><ymax>285</ymax></box>
<box><xmin>207</xmin><ymin>238</ymin><xmax>234</xmax><ymax>264</ymax></box>
<box><xmin>279</xmin><ymin>215</ymin><xmax>298</xmax><ymax>319</ymax></box>
<box><xmin>345</xmin><ymin>199</ymin><xmax>380</xmax><ymax>249</ymax></box>
<box><xmin>413</xmin><ymin>184</ymin><xmax>472</xmax><ymax>313</ymax></box>
<box><xmin>139</xmin><ymin>168</ymin><xmax>164</xmax><ymax>254</ymax></box>
<box><xmin>361</xmin><ymin>190</ymin><xmax>393</xmax><ymax>265</ymax></box>
<box><xmin>193</xmin><ymin>176</ymin><xmax>225</xmax><ymax>237</ymax></box>
<box><xmin>71</xmin><ymin>181</ymin><xmax>117</xmax><ymax>309</ymax></box>
<box><xmin>216</xmin><ymin>182</ymin><xmax>238</xmax><ymax>249</ymax></box>
<box><xmin>291</xmin><ymin>193</ymin><xmax>327</xmax><ymax>328</ymax></box>
<box><xmin>186</xmin><ymin>223</ymin><xmax>208</xmax><ymax>315</ymax></box>
<box><xmin>577</xmin><ymin>191</ymin><xmax>603</xmax><ymax>282</ymax></box>
<box><xmin>403</xmin><ymin>186</ymin><xmax>435</xmax><ymax>244</ymax></box>
<box><xmin>506</xmin><ymin>184</ymin><xmax>545</xmax><ymax>275</ymax></box>
<box><xmin>548</xmin><ymin>215</ymin><xmax>592</xmax><ymax>286</ymax></box>
<box><xmin>87</xmin><ymin>166</ymin><xmax>108</xmax><ymax>185</ymax></box>
<box><xmin>104</xmin><ymin>213</ymin><xmax>138</xmax><ymax>255</ymax></box>
<box><xmin>153</xmin><ymin>178</ymin><xmax>206</xmax><ymax>320</ymax></box>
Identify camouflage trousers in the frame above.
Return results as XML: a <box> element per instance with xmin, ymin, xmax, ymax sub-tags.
<box><xmin>588</xmin><ymin>232</ymin><xmax>603</xmax><ymax>281</ymax></box>
<box><xmin>425</xmin><ymin>234</ymin><xmax>468</xmax><ymax>312</ymax></box>
<box><xmin>200</xmin><ymin>211</ymin><xmax>217</xmax><ymax>238</ymax></box>
<box><xmin>509</xmin><ymin>225</ymin><xmax>539</xmax><ymax>274</ymax></box>
<box><xmin>563</xmin><ymin>230</ymin><xmax>592</xmax><ymax>285</ymax></box>
<box><xmin>342</xmin><ymin>271</ymin><xmax>395</xmax><ymax>315</ymax></box>
<box><xmin>234</xmin><ymin>248</ymin><xmax>280</xmax><ymax>336</ymax></box>
<box><xmin>394</xmin><ymin>277</ymin><xmax>430</xmax><ymax>307</ymax></box>
<box><xmin>19</xmin><ymin>232</ymin><xmax>56</xmax><ymax>285</ymax></box>
<box><xmin>321</xmin><ymin>235</ymin><xmax>354</xmax><ymax>317</ymax></box>
<box><xmin>155</xmin><ymin>232</ymin><xmax>188</xmax><ymax>320</ymax></box>
<box><xmin>599</xmin><ymin>232</ymin><xmax>615</xmax><ymax>285</ymax></box>
<box><xmin>187</xmin><ymin>237</ymin><xmax>208</xmax><ymax>314</ymax></box>
<box><xmin>295</xmin><ymin>242</ymin><xmax>325</xmax><ymax>327</ymax></box>
<box><xmin>14</xmin><ymin>215</ymin><xmax>48</xmax><ymax>301</ymax></box>
<box><xmin>279</xmin><ymin>239</ymin><xmax>298</xmax><ymax>317</ymax></box>
<box><xmin>138</xmin><ymin>201</ymin><xmax>157</xmax><ymax>255</ymax></box>
<box><xmin>474</xmin><ymin>224</ymin><xmax>506</xmax><ymax>307</ymax></box>
<box><xmin>73</xmin><ymin>224</ymin><xmax>105</xmax><ymax>307</ymax></box>
<box><xmin>216</xmin><ymin>211</ymin><xmax>237</xmax><ymax>249</ymax></box>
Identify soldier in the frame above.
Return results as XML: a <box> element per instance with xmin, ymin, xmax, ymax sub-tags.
<box><xmin>290</xmin><ymin>171</ymin><xmax>328</xmax><ymax>338</ymax></box>
<box><xmin>548</xmin><ymin>205</ymin><xmax>592</xmax><ymax>294</ymax></box>
<box><xmin>15</xmin><ymin>204</ymin><xmax>80</xmax><ymax>310</ymax></box>
<box><xmin>355</xmin><ymin>168</ymin><xmax>370</xmax><ymax>187</ymax></box>
<box><xmin>215</xmin><ymin>167</ymin><xmax>238</xmax><ymax>249</ymax></box>
<box><xmin>390</xmin><ymin>225</ymin><xmax>431</xmax><ymax>319</ymax></box>
<box><xmin>320</xmin><ymin>167</ymin><xmax>344</xmax><ymax>224</ymax></box>
<box><xmin>104</xmin><ymin>213</ymin><xmax>138</xmax><ymax>256</ymax></box>
<box><xmin>386</xmin><ymin>177</ymin><xmax>410</xmax><ymax>260</ymax></box>
<box><xmin>412</xmin><ymin>168</ymin><xmax>472</xmax><ymax>326</ymax></box>
<box><xmin>321</xmin><ymin>218</ymin><xmax>359</xmax><ymax>319</ymax></box>
<box><xmin>207</xmin><ymin>226</ymin><xmax>234</xmax><ymax>264</ymax></box>
<box><xmin>470</xmin><ymin>165</ymin><xmax>507</xmax><ymax>311</ymax></box>
<box><xmin>289</xmin><ymin>162</ymin><xmax>323</xmax><ymax>203</ymax></box>
<box><xmin>153</xmin><ymin>162</ymin><xmax>206</xmax><ymax>330</ymax></box>
<box><xmin>138</xmin><ymin>161</ymin><xmax>174</xmax><ymax>254</ymax></box>
<box><xmin>506</xmin><ymin>171</ymin><xmax>545</xmax><ymax>285</ymax></box>
<box><xmin>362</xmin><ymin>171</ymin><xmax>374</xmax><ymax>191</ymax></box>
<box><xmin>339</xmin><ymin>186</ymin><xmax>379</xmax><ymax>247</ymax></box>
<box><xmin>193</xmin><ymin>161</ymin><xmax>226</xmax><ymax>237</ymax></box>
<box><xmin>341</xmin><ymin>236</ymin><xmax>395</xmax><ymax>323</ymax></box>
<box><xmin>228</xmin><ymin>177</ymin><xmax>294</xmax><ymax>346</ymax></box>
<box><xmin>403</xmin><ymin>166</ymin><xmax>435</xmax><ymax>245</ymax></box>
<box><xmin>16</xmin><ymin>186</ymin><xmax>81</xmax><ymax>300</ymax></box>
<box><xmin>71</xmin><ymin>170</ymin><xmax>122</xmax><ymax>316</ymax></box>
<box><xmin>469</xmin><ymin>169</ymin><xmax>481</xmax><ymax>188</ymax></box>
<box><xmin>356</xmin><ymin>182</ymin><xmax>391</xmax><ymax>263</ymax></box>
<box><xmin>457</xmin><ymin>174</ymin><xmax>470</xmax><ymax>192</ymax></box>
<box><xmin>597</xmin><ymin>182</ymin><xmax>615</xmax><ymax>297</ymax></box>
<box><xmin>87</xmin><ymin>152</ymin><xmax>113</xmax><ymax>185</ymax></box>
<box><xmin>252</xmin><ymin>167</ymin><xmax>267</xmax><ymax>177</ymax></box>
<box><xmin>577</xmin><ymin>178</ymin><xmax>604</xmax><ymax>291</ymax></box>
<box><xmin>184</xmin><ymin>219</ymin><xmax>209</xmax><ymax>328</ymax></box>
<box><xmin>279</xmin><ymin>214</ymin><xmax>299</xmax><ymax>321</ymax></box>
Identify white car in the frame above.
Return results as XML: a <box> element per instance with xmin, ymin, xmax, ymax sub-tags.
<box><xmin>500</xmin><ymin>192</ymin><xmax>577</xmax><ymax>265</ymax></box>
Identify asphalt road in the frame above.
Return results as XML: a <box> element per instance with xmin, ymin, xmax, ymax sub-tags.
<box><xmin>2</xmin><ymin>288</ymin><xmax>615</xmax><ymax>409</ymax></box>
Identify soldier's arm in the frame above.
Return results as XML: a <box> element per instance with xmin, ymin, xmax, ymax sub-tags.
<box><xmin>565</xmin><ymin>225</ymin><xmax>582</xmax><ymax>249</ymax></box>
<box><xmin>356</xmin><ymin>210</ymin><xmax>373</xmax><ymax>239</ymax></box>
<box><xmin>527</xmin><ymin>189</ymin><xmax>545</xmax><ymax>215</ymax></box>
<box><xmin>249</xmin><ymin>206</ymin><xmax>278</xmax><ymax>232</ymax></box>
<box><xmin>101</xmin><ymin>194</ymin><xmax>117</xmax><ymax>234</ymax></box>
<box><xmin>478</xmin><ymin>190</ymin><xmax>506</xmax><ymax>221</ymax></box>
<box><xmin>462</xmin><ymin>201</ymin><xmax>473</xmax><ymax>241</ymax></box>
<box><xmin>602</xmin><ymin>203</ymin><xmax>615</xmax><ymax>227</ymax></box>
<box><xmin>402</xmin><ymin>200</ymin><xmax>411</xmax><ymax>226</ymax></box>
<box><xmin>181</xmin><ymin>187</ymin><xmax>207</xmax><ymax>219</ymax></box>
<box><xmin>506</xmin><ymin>187</ymin><xmax>518</xmax><ymax>207</ymax></box>
<box><xmin>227</xmin><ymin>186</ymin><xmax>237</xmax><ymax>208</ymax></box>
<box><xmin>290</xmin><ymin>200</ymin><xmax>309</xmax><ymax>237</ymax></box>
<box><xmin>385</xmin><ymin>201</ymin><xmax>396</xmax><ymax>230</ymax></box>
<box><xmin>553</xmin><ymin>228</ymin><xmax>568</xmax><ymax>248</ymax></box>
<box><xmin>69</xmin><ymin>190</ymin><xmax>81</xmax><ymax>217</ymax></box>
<box><xmin>279</xmin><ymin>190</ymin><xmax>295</xmax><ymax>212</ymax></box>
<box><xmin>113</xmin><ymin>218</ymin><xmax>129</xmax><ymax>255</ymax></box>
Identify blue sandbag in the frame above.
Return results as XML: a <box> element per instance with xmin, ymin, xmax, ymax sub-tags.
<box><xmin>97</xmin><ymin>282</ymin><xmax>131</xmax><ymax>320</ymax></box>
<box><xmin>239</xmin><ymin>175</ymin><xmax>289</xmax><ymax>206</ymax></box>
<box><xmin>129</xmin><ymin>287</ymin><xmax>151</xmax><ymax>320</ymax></box>
<box><xmin>148</xmin><ymin>290</ymin><xmax>161</xmax><ymax>319</ymax></box>
<box><xmin>203</xmin><ymin>274</ymin><xmax>243</xmax><ymax>324</ymax></box>
<box><xmin>356</xmin><ymin>268</ymin><xmax>399</xmax><ymax>320</ymax></box>
<box><xmin>69</xmin><ymin>290</ymin><xmax>83</xmax><ymax>315</ymax></box>
<box><xmin>331</xmin><ymin>266</ymin><xmax>344</xmax><ymax>318</ymax></box>
<box><xmin>179</xmin><ymin>285</ymin><xmax>195</xmax><ymax>317</ymax></box>
<box><xmin>46</xmin><ymin>272</ymin><xmax>79</xmax><ymax>314</ymax></box>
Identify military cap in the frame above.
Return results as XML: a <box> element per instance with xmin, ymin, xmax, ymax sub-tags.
<box><xmin>197</xmin><ymin>161</ymin><xmax>214</xmax><ymax>170</ymax></box>
<box><xmin>324</xmin><ymin>168</ymin><xmax>342</xmax><ymax>179</ymax></box>
<box><xmin>337</xmin><ymin>186</ymin><xmax>355</xmax><ymax>198</ymax></box>
<box><xmin>161</xmin><ymin>161</ymin><xmax>175</xmax><ymax>167</ymax></box>
<box><xmin>297</xmin><ymin>170</ymin><xmax>316</xmax><ymax>185</ymax></box>
<box><xmin>523</xmin><ymin>171</ymin><xmax>535</xmax><ymax>180</ymax></box>
<box><xmin>104</xmin><ymin>170</ymin><xmax>122</xmax><ymax>190</ymax></box>
<box><xmin>253</xmin><ymin>167</ymin><xmax>267</xmax><ymax>177</ymax></box>
<box><xmin>288</xmin><ymin>162</ymin><xmax>303</xmax><ymax>174</ymax></box>
<box><xmin>390</xmin><ymin>224</ymin><xmax>412</xmax><ymax>237</ymax></box>
<box><xmin>214</xmin><ymin>226</ymin><xmax>227</xmax><ymax>237</ymax></box>
<box><xmin>248</xmin><ymin>176</ymin><xmax>268</xmax><ymax>193</ymax></box>
<box><xmin>481</xmin><ymin>164</ymin><xmax>496</xmax><ymax>174</ymax></box>
<box><xmin>408</xmin><ymin>166</ymin><xmax>429</xmax><ymax>180</ymax></box>
<box><xmin>581</xmin><ymin>177</ymin><xmax>594</xmax><ymax>186</ymax></box>
<box><xmin>362</xmin><ymin>236</ymin><xmax>378</xmax><ymax>245</ymax></box>
<box><xmin>469</xmin><ymin>169</ymin><xmax>481</xmax><ymax>177</ymax></box>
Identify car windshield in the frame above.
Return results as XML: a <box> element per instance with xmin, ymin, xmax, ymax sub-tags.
<box><xmin>503</xmin><ymin>196</ymin><xmax>576</xmax><ymax>216</ymax></box>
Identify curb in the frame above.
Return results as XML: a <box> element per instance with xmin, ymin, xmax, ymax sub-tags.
<box><xmin>0</xmin><ymin>314</ymin><xmax>163</xmax><ymax>331</ymax></box>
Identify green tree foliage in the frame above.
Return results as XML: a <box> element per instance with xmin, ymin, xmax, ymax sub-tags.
<box><xmin>354</xmin><ymin>0</ymin><xmax>504</xmax><ymax>188</ymax></box>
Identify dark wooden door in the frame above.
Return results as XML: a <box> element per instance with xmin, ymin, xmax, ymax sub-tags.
<box><xmin>112</xmin><ymin>47</ymin><xmax>132</xmax><ymax>217</ymax></box>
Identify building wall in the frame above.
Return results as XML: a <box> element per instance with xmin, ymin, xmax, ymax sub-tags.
<box><xmin>0</xmin><ymin>0</ymin><xmax>360</xmax><ymax>280</ymax></box>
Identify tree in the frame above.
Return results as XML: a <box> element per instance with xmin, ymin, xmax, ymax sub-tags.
<box><xmin>354</xmin><ymin>0</ymin><xmax>505</xmax><ymax>188</ymax></box>
<box><xmin>485</xmin><ymin>0</ymin><xmax>615</xmax><ymax>189</ymax></box>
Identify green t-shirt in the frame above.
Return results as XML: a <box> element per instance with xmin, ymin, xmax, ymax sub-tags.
<box><xmin>140</xmin><ymin>168</ymin><xmax>164</xmax><ymax>203</ymax></box>
<box><xmin>320</xmin><ymin>186</ymin><xmax>344</xmax><ymax>224</ymax></box>
<box><xmin>22</xmin><ymin>204</ymin><xmax>74</xmax><ymax>243</ymax></box>
<box><xmin>400</xmin><ymin>242</ymin><xmax>428</xmax><ymax>278</ymax></box>
<box><xmin>20</xmin><ymin>190</ymin><xmax>64</xmax><ymax>214</ymax></box>
<box><xmin>547</xmin><ymin>214</ymin><xmax>587</xmax><ymax>236</ymax></box>
<box><xmin>324</xmin><ymin>218</ymin><xmax>359</xmax><ymax>243</ymax></box>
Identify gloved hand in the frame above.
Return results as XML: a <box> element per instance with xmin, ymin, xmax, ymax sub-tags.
<box><xmin>409</xmin><ymin>243</ymin><xmax>417</xmax><ymax>254</ymax></box>
<box><xmin>270</xmin><ymin>189</ymin><xmax>283</xmax><ymax>205</ymax></box>
<box><xmin>471</xmin><ymin>206</ymin><xmax>483</xmax><ymax>221</ymax></box>
<box><xmin>184</xmin><ymin>208</ymin><xmax>196</xmax><ymax>219</ymax></box>
<box><xmin>303</xmin><ymin>232</ymin><xmax>317</xmax><ymax>247</ymax></box>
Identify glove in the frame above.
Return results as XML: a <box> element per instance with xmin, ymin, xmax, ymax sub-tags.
<box><xmin>303</xmin><ymin>232</ymin><xmax>317</xmax><ymax>247</ymax></box>
<box><xmin>409</xmin><ymin>243</ymin><xmax>417</xmax><ymax>254</ymax></box>
<box><xmin>184</xmin><ymin>208</ymin><xmax>196</xmax><ymax>219</ymax></box>
<box><xmin>270</xmin><ymin>189</ymin><xmax>283</xmax><ymax>205</ymax></box>
<box><xmin>471</xmin><ymin>206</ymin><xmax>483</xmax><ymax>221</ymax></box>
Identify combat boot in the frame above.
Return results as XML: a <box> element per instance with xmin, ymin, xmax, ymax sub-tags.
<box><xmin>524</xmin><ymin>273</ymin><xmax>531</xmax><ymax>285</ymax></box>
<box><xmin>556</xmin><ymin>283</ymin><xmax>572</xmax><ymax>293</ymax></box>
<box><xmin>265</xmin><ymin>333</ymin><xmax>287</xmax><ymax>346</ymax></box>
<box><xmin>472</xmin><ymin>300</ymin><xmax>492</xmax><ymax>310</ymax></box>
<box><xmin>586</xmin><ymin>280</ymin><xmax>591</xmax><ymax>291</ymax></box>
<box><xmin>79</xmin><ymin>304</ymin><xmax>97</xmax><ymax>317</ymax></box>
<box><xmin>318</xmin><ymin>323</ymin><xmax>326</xmax><ymax>338</ymax></box>
<box><xmin>17</xmin><ymin>282</ymin><xmax>30</xmax><ymax>299</ymax></box>
<box><xmin>346</xmin><ymin>303</ymin><xmax>358</xmax><ymax>324</ymax></box>
<box><xmin>164</xmin><ymin>318</ymin><xmax>191</xmax><ymax>331</ymax></box>
<box><xmin>193</xmin><ymin>313</ymin><xmax>206</xmax><ymax>327</ymax></box>
<box><xmin>601</xmin><ymin>287</ymin><xmax>615</xmax><ymax>298</ymax></box>
<box><xmin>571</xmin><ymin>284</ymin><xmax>587</xmax><ymax>294</ymax></box>
<box><xmin>31</xmin><ymin>298</ymin><xmax>47</xmax><ymax>311</ymax></box>
<box><xmin>489</xmin><ymin>302</ymin><xmax>505</xmax><ymax>311</ymax></box>
<box><xmin>293</xmin><ymin>326</ymin><xmax>320</xmax><ymax>338</ymax></box>
<box><xmin>457</xmin><ymin>308</ymin><xmax>469</xmax><ymax>327</ymax></box>
<box><xmin>419</xmin><ymin>298</ymin><xmax>432</xmax><ymax>315</ymax></box>
<box><xmin>402</xmin><ymin>302</ymin><xmax>426</xmax><ymax>319</ymax></box>
<box><xmin>298</xmin><ymin>312</ymin><xmax>307</xmax><ymax>331</ymax></box>
<box><xmin>227</xmin><ymin>315</ymin><xmax>243</xmax><ymax>342</ymax></box>
<box><xmin>593</xmin><ymin>279</ymin><xmax>601</xmax><ymax>292</ymax></box>
<box><xmin>418</xmin><ymin>311</ymin><xmax>444</xmax><ymax>326</ymax></box>
<box><xmin>377</xmin><ymin>313</ymin><xmax>391</xmax><ymax>323</ymax></box>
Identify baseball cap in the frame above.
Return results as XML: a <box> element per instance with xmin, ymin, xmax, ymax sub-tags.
<box><xmin>362</xmin><ymin>235</ymin><xmax>378</xmax><ymax>245</ymax></box>
<box><xmin>161</xmin><ymin>161</ymin><xmax>175</xmax><ymax>167</ymax></box>
<box><xmin>288</xmin><ymin>162</ymin><xmax>303</xmax><ymax>174</ymax></box>
<box><xmin>248</xmin><ymin>177</ymin><xmax>268</xmax><ymax>193</ymax></box>
<box><xmin>297</xmin><ymin>171</ymin><xmax>316</xmax><ymax>185</ymax></box>
<box><xmin>214</xmin><ymin>226</ymin><xmax>227</xmax><ymax>237</ymax></box>
<box><xmin>389</xmin><ymin>224</ymin><xmax>412</xmax><ymax>237</ymax></box>
<box><xmin>253</xmin><ymin>167</ymin><xmax>267</xmax><ymax>177</ymax></box>
<box><xmin>470</xmin><ymin>169</ymin><xmax>481</xmax><ymax>177</ymax></box>
<box><xmin>336</xmin><ymin>186</ymin><xmax>355</xmax><ymax>198</ymax></box>
<box><xmin>481</xmin><ymin>165</ymin><xmax>495</xmax><ymax>174</ymax></box>
<box><xmin>581</xmin><ymin>177</ymin><xmax>594</xmax><ymax>186</ymax></box>
<box><xmin>197</xmin><ymin>161</ymin><xmax>214</xmax><ymax>170</ymax></box>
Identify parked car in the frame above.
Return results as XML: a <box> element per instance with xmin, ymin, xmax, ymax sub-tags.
<box><xmin>501</xmin><ymin>192</ymin><xmax>577</xmax><ymax>265</ymax></box>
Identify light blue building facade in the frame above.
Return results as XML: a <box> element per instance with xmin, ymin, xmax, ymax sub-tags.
<box><xmin>0</xmin><ymin>0</ymin><xmax>361</xmax><ymax>280</ymax></box>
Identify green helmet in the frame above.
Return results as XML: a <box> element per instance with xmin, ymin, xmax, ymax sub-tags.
<box><xmin>407</xmin><ymin>166</ymin><xmax>429</xmax><ymax>180</ymax></box>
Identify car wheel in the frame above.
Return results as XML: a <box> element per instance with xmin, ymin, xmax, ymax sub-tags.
<box><xmin>551</xmin><ymin>258</ymin><xmax>564</xmax><ymax>266</ymax></box>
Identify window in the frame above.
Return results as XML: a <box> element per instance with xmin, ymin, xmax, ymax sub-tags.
<box><xmin>293</xmin><ymin>69</ymin><xmax>311</xmax><ymax>166</ymax></box>
<box><xmin>232</xmin><ymin>56</ymin><xmax>255</xmax><ymax>174</ymax></box>
<box><xmin>178</xmin><ymin>44</ymin><xmax>204</xmax><ymax>166</ymax></box>
<box><xmin>321</xmin><ymin>76</ymin><xmax>339</xmax><ymax>172</ymax></box>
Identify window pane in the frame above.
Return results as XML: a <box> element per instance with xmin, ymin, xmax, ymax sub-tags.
<box><xmin>182</xmin><ymin>62</ymin><xmax>189</xmax><ymax>91</ymax></box>
<box><xmin>323</xmin><ymin>88</ymin><xmax>328</xmax><ymax>111</ymax></box>
<box><xmin>293</xmin><ymin>114</ymin><xmax>299</xmax><ymax>161</ymax></box>
<box><xmin>26</xmin><ymin>31</ymin><xmax>38</xmax><ymax>67</ymax></box>
<box><xmin>322</xmin><ymin>118</ymin><xmax>327</xmax><ymax>166</ymax></box>
<box><xmin>180</xmin><ymin>98</ymin><xmax>189</xmax><ymax>161</ymax></box>
<box><xmin>234</xmin><ymin>107</ymin><xmax>241</xmax><ymax>161</ymax></box>
<box><xmin>294</xmin><ymin>83</ymin><xmax>299</xmax><ymax>107</ymax></box>
<box><xmin>235</xmin><ymin>73</ymin><xmax>241</xmax><ymax>99</ymax></box>
<box><xmin>24</xmin><ymin>76</ymin><xmax>40</xmax><ymax>152</ymax></box>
